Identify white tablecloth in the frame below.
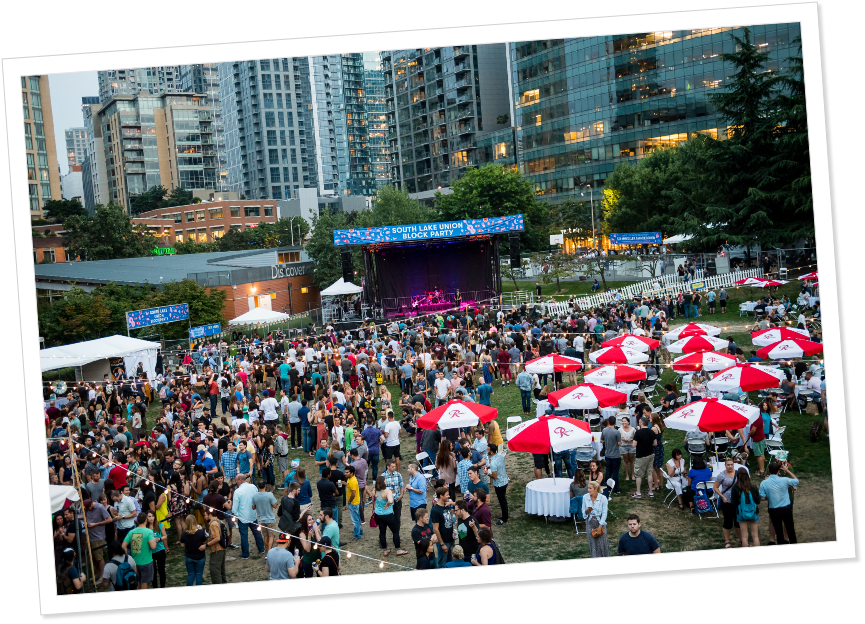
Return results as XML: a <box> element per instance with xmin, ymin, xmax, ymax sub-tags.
<box><xmin>601</xmin><ymin>406</ymin><xmax>619</xmax><ymax>420</ymax></box>
<box><xmin>711</xmin><ymin>462</ymin><xmax>748</xmax><ymax>479</ymax></box>
<box><xmin>741</xmin><ymin>301</ymin><xmax>758</xmax><ymax>312</ymax></box>
<box><xmin>525</xmin><ymin>478</ymin><xmax>572</xmax><ymax>517</ymax></box>
<box><xmin>614</xmin><ymin>382</ymin><xmax>640</xmax><ymax>398</ymax></box>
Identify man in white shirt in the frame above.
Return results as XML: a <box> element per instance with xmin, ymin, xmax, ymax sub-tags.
<box><xmin>434</xmin><ymin>371</ymin><xmax>452</xmax><ymax>407</ymax></box>
<box><xmin>332</xmin><ymin>386</ymin><xmax>347</xmax><ymax>406</ymax></box>
<box><xmin>805</xmin><ymin>372</ymin><xmax>822</xmax><ymax>391</ymax></box>
<box><xmin>279</xmin><ymin>390</ymin><xmax>291</xmax><ymax>424</ymax></box>
<box><xmin>259</xmin><ymin>390</ymin><xmax>280</xmax><ymax>424</ymax></box>
<box><xmin>382</xmin><ymin>410</ymin><xmax>403</xmax><ymax>472</ymax></box>
<box><xmin>304</xmin><ymin>345</ymin><xmax>317</xmax><ymax>362</ymax></box>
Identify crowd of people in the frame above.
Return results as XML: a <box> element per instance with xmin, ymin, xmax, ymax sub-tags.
<box><xmin>46</xmin><ymin>285</ymin><xmax>820</xmax><ymax>593</ymax></box>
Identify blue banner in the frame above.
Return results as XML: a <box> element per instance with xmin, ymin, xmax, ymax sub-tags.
<box><xmin>189</xmin><ymin>323</ymin><xmax>221</xmax><ymax>340</ymax></box>
<box><xmin>333</xmin><ymin>214</ymin><xmax>525</xmax><ymax>246</ymax></box>
<box><xmin>609</xmin><ymin>232</ymin><xmax>662</xmax><ymax>245</ymax></box>
<box><xmin>125</xmin><ymin>304</ymin><xmax>189</xmax><ymax>329</ymax></box>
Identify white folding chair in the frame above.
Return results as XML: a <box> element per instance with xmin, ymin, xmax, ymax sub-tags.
<box><xmin>765</xmin><ymin>426</ymin><xmax>786</xmax><ymax>454</ymax></box>
<box><xmin>415</xmin><ymin>451</ymin><xmax>431</xmax><ymax>470</ymax></box>
<box><xmin>505</xmin><ymin>416</ymin><xmax>523</xmax><ymax>455</ymax></box>
<box><xmin>659</xmin><ymin>470</ymin><xmax>681</xmax><ymax>508</ymax></box>
<box><xmin>694</xmin><ymin>481</ymin><xmax>720</xmax><ymax>520</ymax></box>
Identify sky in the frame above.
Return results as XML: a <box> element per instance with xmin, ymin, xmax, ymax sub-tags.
<box><xmin>48</xmin><ymin>71</ymin><xmax>98</xmax><ymax>177</ymax></box>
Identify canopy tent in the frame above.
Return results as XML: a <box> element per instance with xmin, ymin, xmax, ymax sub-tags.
<box><xmin>662</xmin><ymin>233</ymin><xmax>694</xmax><ymax>244</ymax></box>
<box><xmin>320</xmin><ymin>277</ymin><xmax>363</xmax><ymax>296</ymax></box>
<box><xmin>228</xmin><ymin>307</ymin><xmax>292</xmax><ymax>326</ymax></box>
<box><xmin>49</xmin><ymin>484</ymin><xmax>80</xmax><ymax>513</ymax></box>
<box><xmin>41</xmin><ymin>335</ymin><xmax>160</xmax><ymax>381</ymax></box>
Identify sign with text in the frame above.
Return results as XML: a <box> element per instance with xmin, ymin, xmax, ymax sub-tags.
<box><xmin>189</xmin><ymin>323</ymin><xmax>221</xmax><ymax>340</ymax></box>
<box><xmin>690</xmin><ymin>280</ymin><xmax>707</xmax><ymax>291</ymax></box>
<box><xmin>126</xmin><ymin>304</ymin><xmax>189</xmax><ymax>329</ymax></box>
<box><xmin>333</xmin><ymin>214</ymin><xmax>525</xmax><ymax>246</ymax></box>
<box><xmin>270</xmin><ymin>262</ymin><xmax>312</xmax><ymax>279</ymax></box>
<box><xmin>609</xmin><ymin>232</ymin><xmax>662</xmax><ymax>245</ymax></box>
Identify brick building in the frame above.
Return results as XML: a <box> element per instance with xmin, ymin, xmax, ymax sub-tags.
<box><xmin>33</xmin><ymin>247</ymin><xmax>318</xmax><ymax>320</ymax></box>
<box><xmin>32</xmin><ymin>218</ymin><xmax>175</xmax><ymax>264</ymax></box>
<box><xmin>135</xmin><ymin>199</ymin><xmax>282</xmax><ymax>244</ymax></box>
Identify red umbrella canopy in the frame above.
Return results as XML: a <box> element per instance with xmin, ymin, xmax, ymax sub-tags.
<box><xmin>751</xmin><ymin>327</ymin><xmax>810</xmax><ymax>346</ymax></box>
<box><xmin>507</xmin><ymin>414</ymin><xmax>594</xmax><ymax>453</ymax></box>
<box><xmin>670</xmin><ymin>351</ymin><xmax>737</xmax><ymax>372</ymax></box>
<box><xmin>706</xmin><ymin>363</ymin><xmax>785</xmax><ymax>392</ymax></box>
<box><xmin>663</xmin><ymin>398</ymin><xmax>760</xmax><ymax>433</ymax></box>
<box><xmin>799</xmin><ymin>271</ymin><xmax>818</xmax><ymax>280</ymax></box>
<box><xmin>589</xmin><ymin>346</ymin><xmax>649</xmax><ymax>365</ymax></box>
<box><xmin>667</xmin><ymin>322</ymin><xmax>723</xmax><ymax>339</ymax></box>
<box><xmin>416</xmin><ymin>400</ymin><xmax>498</xmax><ymax>431</ymax></box>
<box><xmin>601</xmin><ymin>334</ymin><xmax>660</xmax><ymax>352</ymax></box>
<box><xmin>547</xmin><ymin>382</ymin><xmax>628</xmax><ymax>409</ymax></box>
<box><xmin>583</xmin><ymin>364</ymin><xmax>647</xmax><ymax>384</ymax></box>
<box><xmin>524</xmin><ymin>354</ymin><xmax>584</xmax><ymax>374</ymax></box>
<box><xmin>756</xmin><ymin>339</ymin><xmax>824</xmax><ymax>360</ymax></box>
<box><xmin>666</xmin><ymin>335</ymin><xmax>730</xmax><ymax>354</ymax></box>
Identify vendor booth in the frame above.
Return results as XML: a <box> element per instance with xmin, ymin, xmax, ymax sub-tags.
<box><xmin>40</xmin><ymin>335</ymin><xmax>160</xmax><ymax>383</ymax></box>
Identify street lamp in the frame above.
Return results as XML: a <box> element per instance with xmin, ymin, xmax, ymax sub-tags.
<box><xmin>580</xmin><ymin>183</ymin><xmax>596</xmax><ymax>252</ymax></box>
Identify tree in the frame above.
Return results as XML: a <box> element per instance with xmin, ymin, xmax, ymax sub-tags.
<box><xmin>530</xmin><ymin>251</ymin><xmax>575</xmax><ymax>293</ymax></box>
<box><xmin>550</xmin><ymin>199</ymin><xmax>594</xmax><ymax>251</ymax></box>
<box><xmin>38</xmin><ymin>287</ymin><xmax>116</xmax><ymax>346</ymax></box>
<box><xmin>501</xmin><ymin>260</ymin><xmax>528</xmax><ymax>291</ymax></box>
<box><xmin>64</xmin><ymin>203</ymin><xmax>158</xmax><ymax>261</ymax></box>
<box><xmin>129</xmin><ymin>185</ymin><xmax>168</xmax><ymax>215</ymax></box>
<box><xmin>496</xmin><ymin>114</ymin><xmax>509</xmax><ymax>125</ymax></box>
<box><xmin>434</xmin><ymin>164</ymin><xmax>550</xmax><ymax>252</ymax></box>
<box><xmin>306</xmin><ymin>208</ymin><xmax>348</xmax><ymax>290</ymax></box>
<box><xmin>149</xmin><ymin>279</ymin><xmax>227</xmax><ymax>341</ymax></box>
<box><xmin>43</xmin><ymin>198</ymin><xmax>87</xmax><ymax>223</ymax></box>
<box><xmin>573</xmin><ymin>253</ymin><xmax>625</xmax><ymax>292</ymax></box>
<box><xmin>175</xmin><ymin>238</ymin><xmax>218</xmax><ymax>255</ymax></box>
<box><xmin>160</xmin><ymin>186</ymin><xmax>195</xmax><ymax>208</ymax></box>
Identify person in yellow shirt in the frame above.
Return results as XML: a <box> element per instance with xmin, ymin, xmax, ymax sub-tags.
<box><xmin>486</xmin><ymin>418</ymin><xmax>504</xmax><ymax>447</ymax></box>
<box><xmin>345</xmin><ymin>466</ymin><xmax>363</xmax><ymax>540</ymax></box>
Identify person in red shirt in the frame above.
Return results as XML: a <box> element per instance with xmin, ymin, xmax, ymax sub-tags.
<box><xmin>108</xmin><ymin>452</ymin><xmax>129</xmax><ymax>489</ymax></box>
<box><xmin>497</xmin><ymin>349</ymin><xmax>511</xmax><ymax>386</ymax></box>
<box><xmin>749</xmin><ymin>410</ymin><xmax>767</xmax><ymax>476</ymax></box>
<box><xmin>175</xmin><ymin>431</ymin><xmax>193</xmax><ymax>468</ymax></box>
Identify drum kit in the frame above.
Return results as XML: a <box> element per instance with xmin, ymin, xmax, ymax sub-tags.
<box><xmin>412</xmin><ymin>289</ymin><xmax>449</xmax><ymax>308</ymax></box>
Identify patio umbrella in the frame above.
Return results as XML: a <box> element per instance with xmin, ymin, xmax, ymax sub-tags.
<box><xmin>667</xmin><ymin>335</ymin><xmax>730</xmax><ymax>354</ymax></box>
<box><xmin>589</xmin><ymin>346</ymin><xmax>649</xmax><ymax>365</ymax></box>
<box><xmin>664</xmin><ymin>322</ymin><xmax>723</xmax><ymax>340</ymax></box>
<box><xmin>547</xmin><ymin>382</ymin><xmax>628</xmax><ymax>410</ymax></box>
<box><xmin>507</xmin><ymin>413</ymin><xmax>594</xmax><ymax>453</ymax></box>
<box><xmin>524</xmin><ymin>354</ymin><xmax>584</xmax><ymax>374</ymax></box>
<box><xmin>755</xmin><ymin>339</ymin><xmax>824</xmax><ymax>360</ymax></box>
<box><xmin>706</xmin><ymin>363</ymin><xmax>785</xmax><ymax>392</ymax></box>
<box><xmin>753</xmin><ymin>279</ymin><xmax>789</xmax><ymax>288</ymax></box>
<box><xmin>798</xmin><ymin>271</ymin><xmax>818</xmax><ymax>280</ymax></box>
<box><xmin>663</xmin><ymin>398</ymin><xmax>760</xmax><ymax>433</ymax></box>
<box><xmin>671</xmin><ymin>351</ymin><xmax>737</xmax><ymax>372</ymax></box>
<box><xmin>751</xmin><ymin>327</ymin><xmax>810</xmax><ymax>346</ymax></box>
<box><xmin>601</xmin><ymin>334</ymin><xmax>660</xmax><ymax>352</ymax></box>
<box><xmin>416</xmin><ymin>400</ymin><xmax>498</xmax><ymax>431</ymax></box>
<box><xmin>583</xmin><ymin>364</ymin><xmax>647</xmax><ymax>385</ymax></box>
<box><xmin>734</xmin><ymin>277</ymin><xmax>768</xmax><ymax>286</ymax></box>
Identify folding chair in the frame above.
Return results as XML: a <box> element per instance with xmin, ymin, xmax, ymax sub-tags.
<box><xmin>658</xmin><ymin>470</ymin><xmax>681</xmax><ymax>508</ymax></box>
<box><xmin>587</xmin><ymin>414</ymin><xmax>602</xmax><ymax>431</ymax></box>
<box><xmin>422</xmin><ymin>465</ymin><xmax>438</xmax><ymax>490</ymax></box>
<box><xmin>575</xmin><ymin>446</ymin><xmax>596</xmax><ymax>469</ymax></box>
<box><xmin>686</xmin><ymin>439</ymin><xmax>707</xmax><ymax>469</ymax></box>
<box><xmin>710</xmin><ymin>436</ymin><xmax>729</xmax><ymax>462</ymax></box>
<box><xmin>739</xmin><ymin>303</ymin><xmax>749</xmax><ymax>317</ymax></box>
<box><xmin>765</xmin><ymin>426</ymin><xmax>786</xmax><ymax>455</ymax></box>
<box><xmin>605</xmin><ymin>478</ymin><xmax>619</xmax><ymax>519</ymax></box>
<box><xmin>415</xmin><ymin>451</ymin><xmax>431</xmax><ymax>471</ymax></box>
<box><xmin>569</xmin><ymin>496</ymin><xmax>586</xmax><ymax>535</ymax></box>
<box><xmin>693</xmin><ymin>481</ymin><xmax>720</xmax><ymax>520</ymax></box>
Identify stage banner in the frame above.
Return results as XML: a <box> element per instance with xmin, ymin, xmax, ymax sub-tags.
<box><xmin>333</xmin><ymin>214</ymin><xmax>524</xmax><ymax>246</ymax></box>
<box><xmin>609</xmin><ymin>232</ymin><xmax>662</xmax><ymax>245</ymax></box>
<box><xmin>126</xmin><ymin>304</ymin><xmax>190</xmax><ymax>329</ymax></box>
<box><xmin>189</xmin><ymin>323</ymin><xmax>221</xmax><ymax>340</ymax></box>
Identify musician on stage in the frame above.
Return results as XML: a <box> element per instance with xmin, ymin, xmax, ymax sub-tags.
<box><xmin>454</xmin><ymin>289</ymin><xmax>462</xmax><ymax>308</ymax></box>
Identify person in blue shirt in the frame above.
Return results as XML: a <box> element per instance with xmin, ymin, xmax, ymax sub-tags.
<box><xmin>278</xmin><ymin>361</ymin><xmax>291</xmax><ymax>392</ymax></box>
<box><xmin>747</xmin><ymin>351</ymin><xmax>763</xmax><ymax>363</ymax></box>
<box><xmin>314</xmin><ymin>439</ymin><xmax>329</xmax><ymax>475</ymax></box>
<box><xmin>476</xmin><ymin>381</ymin><xmax>494</xmax><ymax>406</ymax></box>
<box><xmin>759</xmin><ymin>461</ymin><xmax>799</xmax><ymax>544</ymax></box>
<box><xmin>406</xmin><ymin>463</ymin><xmax>428</xmax><ymax>521</ymax></box>
<box><xmin>443</xmin><ymin>544</ymin><xmax>473</xmax><ymax>568</ymax></box>
<box><xmin>683</xmin><ymin>456</ymin><xmax>712</xmax><ymax>513</ymax></box>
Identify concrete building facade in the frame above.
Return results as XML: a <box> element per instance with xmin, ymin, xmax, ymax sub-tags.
<box><xmin>60</xmin><ymin>166</ymin><xmax>84</xmax><ymax>201</ymax></box>
<box><xmin>97</xmin><ymin>67</ymin><xmax>183</xmax><ymax>102</ymax></box>
<box><xmin>64</xmin><ymin>127</ymin><xmax>88</xmax><ymax>170</ymax></box>
<box><xmin>24</xmin><ymin>76</ymin><xmax>62</xmax><ymax>219</ymax></box>
<box><xmin>135</xmin><ymin>198</ymin><xmax>280</xmax><ymax>244</ymax></box>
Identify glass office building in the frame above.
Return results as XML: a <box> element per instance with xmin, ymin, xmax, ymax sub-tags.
<box><xmin>509</xmin><ymin>24</ymin><xmax>803</xmax><ymax>201</ymax></box>
<box><xmin>363</xmin><ymin>52</ymin><xmax>392</xmax><ymax>191</ymax></box>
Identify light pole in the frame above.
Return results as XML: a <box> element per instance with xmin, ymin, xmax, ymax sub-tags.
<box><xmin>581</xmin><ymin>183</ymin><xmax>596</xmax><ymax>252</ymax></box>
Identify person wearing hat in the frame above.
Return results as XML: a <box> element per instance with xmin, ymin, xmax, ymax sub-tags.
<box><xmin>311</xmin><ymin>536</ymin><xmax>339</xmax><ymax>577</ymax></box>
<box><xmin>195</xmin><ymin>445</ymin><xmax>218</xmax><ymax>478</ymax></box>
<box><xmin>58</xmin><ymin>547</ymin><xmax>86</xmax><ymax>594</ymax></box>
<box><xmin>266</xmin><ymin>531</ymin><xmax>299</xmax><ymax>580</ymax></box>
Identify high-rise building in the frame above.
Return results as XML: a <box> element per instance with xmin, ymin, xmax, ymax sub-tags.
<box><xmin>381</xmin><ymin>45</ymin><xmax>511</xmax><ymax>193</ymax></box>
<box><xmin>218</xmin><ymin>58</ymin><xmax>314</xmax><ymax>201</ymax></box>
<box><xmin>363</xmin><ymin>52</ymin><xmax>391</xmax><ymax>191</ymax></box>
<box><xmin>509</xmin><ymin>25</ymin><xmax>803</xmax><ymax>201</ymax></box>
<box><xmin>180</xmin><ymin>64</ymin><xmax>227</xmax><ymax>190</ymax></box>
<box><xmin>23</xmin><ymin>76</ymin><xmax>62</xmax><ymax>219</ymax></box>
<box><xmin>96</xmin><ymin>92</ymin><xmax>216</xmax><ymax>210</ymax></box>
<box><xmin>81</xmin><ymin>102</ymin><xmax>108</xmax><ymax>211</ymax></box>
<box><xmin>61</xmin><ymin>166</ymin><xmax>84</xmax><ymax>201</ymax></box>
<box><xmin>97</xmin><ymin>67</ymin><xmax>182</xmax><ymax>102</ymax></box>
<box><xmin>81</xmin><ymin>96</ymin><xmax>100</xmax><ymax>108</ymax></box>
<box><xmin>64</xmin><ymin>127</ymin><xmax>88</xmax><ymax>170</ymax></box>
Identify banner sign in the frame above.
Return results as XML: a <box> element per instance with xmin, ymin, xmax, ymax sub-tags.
<box><xmin>189</xmin><ymin>323</ymin><xmax>221</xmax><ymax>340</ymax></box>
<box><xmin>690</xmin><ymin>280</ymin><xmax>707</xmax><ymax>291</ymax></box>
<box><xmin>609</xmin><ymin>232</ymin><xmax>662</xmax><ymax>245</ymax></box>
<box><xmin>333</xmin><ymin>214</ymin><xmax>525</xmax><ymax>246</ymax></box>
<box><xmin>126</xmin><ymin>304</ymin><xmax>189</xmax><ymax>329</ymax></box>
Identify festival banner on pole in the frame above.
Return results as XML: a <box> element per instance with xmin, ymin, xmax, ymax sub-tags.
<box><xmin>189</xmin><ymin>323</ymin><xmax>221</xmax><ymax>340</ymax></box>
<box><xmin>333</xmin><ymin>214</ymin><xmax>525</xmax><ymax>246</ymax></box>
<box><xmin>125</xmin><ymin>304</ymin><xmax>190</xmax><ymax>329</ymax></box>
<box><xmin>609</xmin><ymin>232</ymin><xmax>662</xmax><ymax>245</ymax></box>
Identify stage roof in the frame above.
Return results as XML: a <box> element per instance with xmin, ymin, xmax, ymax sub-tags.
<box><xmin>333</xmin><ymin>214</ymin><xmax>524</xmax><ymax>246</ymax></box>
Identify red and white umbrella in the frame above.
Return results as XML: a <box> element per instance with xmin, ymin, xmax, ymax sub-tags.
<box><xmin>507</xmin><ymin>413</ymin><xmax>594</xmax><ymax>453</ymax></box>
<box><xmin>667</xmin><ymin>335</ymin><xmax>730</xmax><ymax>354</ymax></box>
<box><xmin>589</xmin><ymin>346</ymin><xmax>649</xmax><ymax>365</ymax></box>
<box><xmin>663</xmin><ymin>398</ymin><xmax>760</xmax><ymax>433</ymax></box>
<box><xmin>671</xmin><ymin>351</ymin><xmax>737</xmax><ymax>372</ymax></box>
<box><xmin>524</xmin><ymin>354</ymin><xmax>584</xmax><ymax>374</ymax></box>
<box><xmin>547</xmin><ymin>382</ymin><xmax>628</xmax><ymax>410</ymax></box>
<box><xmin>416</xmin><ymin>400</ymin><xmax>498</xmax><ymax>431</ymax></box>
<box><xmin>798</xmin><ymin>271</ymin><xmax>818</xmax><ymax>280</ymax></box>
<box><xmin>753</xmin><ymin>279</ymin><xmax>788</xmax><ymax>288</ymax></box>
<box><xmin>734</xmin><ymin>277</ymin><xmax>768</xmax><ymax>286</ymax></box>
<box><xmin>706</xmin><ymin>363</ymin><xmax>785</xmax><ymax>392</ymax></box>
<box><xmin>752</xmin><ymin>326</ymin><xmax>810</xmax><ymax>346</ymax></box>
<box><xmin>756</xmin><ymin>339</ymin><xmax>824</xmax><ymax>360</ymax></box>
<box><xmin>583</xmin><ymin>364</ymin><xmax>647</xmax><ymax>385</ymax></box>
<box><xmin>601</xmin><ymin>334</ymin><xmax>660</xmax><ymax>352</ymax></box>
<box><xmin>664</xmin><ymin>322</ymin><xmax>722</xmax><ymax>340</ymax></box>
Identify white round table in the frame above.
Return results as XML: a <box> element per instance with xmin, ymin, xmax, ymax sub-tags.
<box><xmin>524</xmin><ymin>478</ymin><xmax>572</xmax><ymax>518</ymax></box>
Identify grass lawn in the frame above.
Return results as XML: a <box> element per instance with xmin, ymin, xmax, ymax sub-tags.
<box><xmin>145</xmin><ymin>278</ymin><xmax>832</xmax><ymax>585</ymax></box>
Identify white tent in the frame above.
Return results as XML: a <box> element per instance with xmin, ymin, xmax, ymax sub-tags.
<box><xmin>228</xmin><ymin>307</ymin><xmax>291</xmax><ymax>326</ymax></box>
<box><xmin>49</xmin><ymin>484</ymin><xmax>80</xmax><ymax>513</ymax></box>
<box><xmin>41</xmin><ymin>335</ymin><xmax>160</xmax><ymax>380</ymax></box>
<box><xmin>320</xmin><ymin>277</ymin><xmax>363</xmax><ymax>296</ymax></box>
<box><xmin>663</xmin><ymin>233</ymin><xmax>694</xmax><ymax>244</ymax></box>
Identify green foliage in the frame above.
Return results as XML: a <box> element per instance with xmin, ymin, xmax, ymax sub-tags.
<box><xmin>64</xmin><ymin>203</ymin><xmax>157</xmax><ymax>261</ymax></box>
<box><xmin>38</xmin><ymin>287</ymin><xmax>116</xmax><ymax>345</ymax></box>
<box><xmin>129</xmin><ymin>185</ymin><xmax>196</xmax><ymax>215</ymax></box>
<box><xmin>306</xmin><ymin>208</ymin><xmax>348</xmax><ymax>290</ymax></box>
<box><xmin>496</xmin><ymin>114</ymin><xmax>509</xmax><ymax>125</ymax></box>
<box><xmin>172</xmin><ymin>219</ymin><xmax>311</xmax><ymax>255</ymax></box>
<box><xmin>175</xmin><ymin>238</ymin><xmax>218</xmax><ymax>255</ymax></box>
<box><xmin>550</xmin><ymin>199</ymin><xmax>594</xmax><ymax>249</ymax></box>
<box><xmin>43</xmin><ymin>198</ymin><xmax>87</xmax><ymax>223</ymax></box>
<box><xmin>150</xmin><ymin>279</ymin><xmax>227</xmax><ymax>341</ymax></box>
<box><xmin>434</xmin><ymin>164</ymin><xmax>549</xmax><ymax>252</ymax></box>
<box><xmin>530</xmin><ymin>252</ymin><xmax>575</xmax><ymax>293</ymax></box>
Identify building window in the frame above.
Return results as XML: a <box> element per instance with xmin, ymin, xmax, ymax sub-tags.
<box><xmin>261</xmin><ymin>73</ymin><xmax>272</xmax><ymax>89</ymax></box>
<box><xmin>291</xmin><ymin>148</ymin><xmax>297</xmax><ymax>164</ymax></box>
<box><xmin>195</xmin><ymin>210</ymin><xmax>206</xmax><ymax>221</ymax></box>
<box><xmin>264</xmin><ymin>93</ymin><xmax>274</xmax><ymax>109</ymax></box>
<box><xmin>292</xmin><ymin>167</ymin><xmax>299</xmax><ymax>182</ymax></box>
<box><xmin>209</xmin><ymin>207</ymin><xmax>223</xmax><ymax>219</ymax></box>
<box><xmin>265</xmin><ymin>112</ymin><xmax>275</xmax><ymax>127</ymax></box>
<box><xmin>289</xmin><ymin>130</ymin><xmax>295</xmax><ymax>145</ymax></box>
<box><xmin>43</xmin><ymin>248</ymin><xmax>56</xmax><ymax>263</ymax></box>
<box><xmin>230</xmin><ymin>224</ymin><xmax>242</xmax><ymax>232</ymax></box>
<box><xmin>211</xmin><ymin>226</ymin><xmax>224</xmax><ymax>240</ymax></box>
<box><xmin>245</xmin><ymin>206</ymin><xmax>261</xmax><ymax>217</ymax></box>
<box><xmin>185</xmin><ymin>211</ymin><xmax>195</xmax><ymax>222</ymax></box>
<box><xmin>264</xmin><ymin>206</ymin><xmax>274</xmax><ymax>217</ymax></box>
<box><xmin>270</xmin><ymin>167</ymin><xmax>280</xmax><ymax>183</ymax></box>
<box><xmin>230</xmin><ymin>206</ymin><xmax>240</xmax><ymax>218</ymax></box>
<box><xmin>274</xmin><ymin>74</ymin><xmax>282</xmax><ymax>91</ymax></box>
<box><xmin>279</xmin><ymin>130</ymin><xmax>286</xmax><ymax>146</ymax></box>
<box><xmin>278</xmin><ymin>251</ymin><xmax>301</xmax><ymax>263</ymax></box>
<box><xmin>175</xmin><ymin>232</ymin><xmax>184</xmax><ymax>242</ymax></box>
<box><xmin>267</xmin><ymin>130</ymin><xmax>278</xmax><ymax>146</ymax></box>
<box><xmin>29</xmin><ymin>77</ymin><xmax>40</xmax><ymax>92</ymax></box>
<box><xmin>269</xmin><ymin>149</ymin><xmax>279</xmax><ymax>165</ymax></box>
<box><xmin>173</xmin><ymin>213</ymin><xmax>182</xmax><ymax>223</ymax></box>
<box><xmin>197</xmin><ymin>228</ymin><xmax>208</xmax><ymax>243</ymax></box>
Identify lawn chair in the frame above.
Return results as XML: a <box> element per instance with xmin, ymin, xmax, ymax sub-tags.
<box><xmin>693</xmin><ymin>481</ymin><xmax>720</xmax><ymax>520</ymax></box>
<box><xmin>686</xmin><ymin>438</ymin><xmax>707</xmax><ymax>468</ymax></box>
<box><xmin>739</xmin><ymin>303</ymin><xmax>750</xmax><ymax>317</ymax></box>
<box><xmin>765</xmin><ymin>425</ymin><xmax>786</xmax><ymax>455</ymax></box>
<box><xmin>569</xmin><ymin>496</ymin><xmax>586</xmax><ymax>535</ymax></box>
<box><xmin>605</xmin><ymin>478</ymin><xmax>619</xmax><ymax>520</ymax></box>
<box><xmin>710</xmin><ymin>436</ymin><xmax>729</xmax><ymax>463</ymax></box>
<box><xmin>575</xmin><ymin>446</ymin><xmax>596</xmax><ymax>469</ymax></box>
<box><xmin>658</xmin><ymin>469</ymin><xmax>682</xmax><ymax>509</ymax></box>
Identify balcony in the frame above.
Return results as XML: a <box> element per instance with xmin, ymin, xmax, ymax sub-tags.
<box><xmin>453</xmin><ymin>61</ymin><xmax>470</xmax><ymax>74</ymax></box>
<box><xmin>454</xmin><ymin>46</ymin><xmax>470</xmax><ymax>59</ymax></box>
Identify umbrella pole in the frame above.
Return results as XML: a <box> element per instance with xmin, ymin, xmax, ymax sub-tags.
<box><xmin>550</xmin><ymin>449</ymin><xmax>555</xmax><ymax>485</ymax></box>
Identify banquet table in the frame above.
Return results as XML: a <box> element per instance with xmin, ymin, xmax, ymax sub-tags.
<box><xmin>710</xmin><ymin>462</ymin><xmax>748</xmax><ymax>479</ymax></box>
<box><xmin>524</xmin><ymin>477</ymin><xmax>573</xmax><ymax>518</ymax></box>
<box><xmin>614</xmin><ymin>382</ymin><xmax>640</xmax><ymax>398</ymax></box>
<box><xmin>741</xmin><ymin>301</ymin><xmax>758</xmax><ymax>312</ymax></box>
<box><xmin>600</xmin><ymin>406</ymin><xmax>619</xmax><ymax>420</ymax></box>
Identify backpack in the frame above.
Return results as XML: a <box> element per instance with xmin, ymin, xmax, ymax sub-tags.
<box><xmin>375</xmin><ymin>372</ymin><xmax>384</xmax><ymax>386</ymax></box>
<box><xmin>810</xmin><ymin>420</ymin><xmax>823</xmax><ymax>442</ymax></box>
<box><xmin>111</xmin><ymin>555</ymin><xmax>138</xmax><ymax>591</ymax></box>
<box><xmin>739</xmin><ymin>490</ymin><xmax>758</xmax><ymax>522</ymax></box>
<box><xmin>56</xmin><ymin>564</ymin><xmax>76</xmax><ymax>595</ymax></box>
<box><xmin>158</xmin><ymin>386</ymin><xmax>168</xmax><ymax>400</ymax></box>
<box><xmin>694</xmin><ymin>490</ymin><xmax>712</xmax><ymax>514</ymax></box>
<box><xmin>217</xmin><ymin>520</ymin><xmax>229</xmax><ymax>549</ymax></box>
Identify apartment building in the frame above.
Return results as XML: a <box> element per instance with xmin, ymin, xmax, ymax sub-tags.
<box><xmin>23</xmin><ymin>76</ymin><xmax>62</xmax><ymax>219</ymax></box>
<box><xmin>64</xmin><ymin>127</ymin><xmax>88</xmax><ymax>170</ymax></box>
<box><xmin>135</xmin><ymin>199</ymin><xmax>280</xmax><ymax>244</ymax></box>
<box><xmin>97</xmin><ymin>67</ymin><xmax>182</xmax><ymax>102</ymax></box>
